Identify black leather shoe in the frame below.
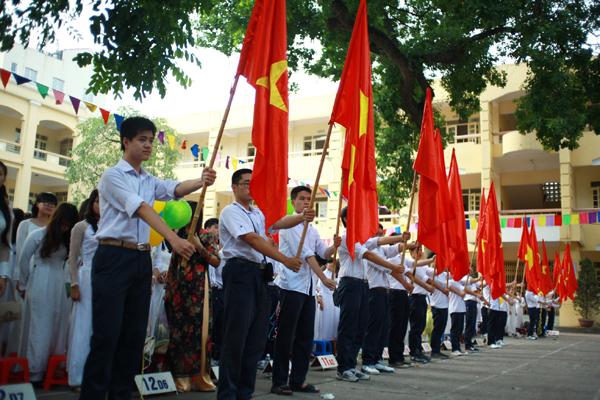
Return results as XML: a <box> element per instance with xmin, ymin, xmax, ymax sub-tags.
<box><xmin>388</xmin><ymin>360</ymin><xmax>411</xmax><ymax>368</ymax></box>
<box><xmin>410</xmin><ymin>355</ymin><xmax>428</xmax><ymax>363</ymax></box>
<box><xmin>430</xmin><ymin>351</ymin><xmax>449</xmax><ymax>359</ymax></box>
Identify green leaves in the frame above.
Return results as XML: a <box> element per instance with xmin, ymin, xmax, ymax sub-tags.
<box><xmin>573</xmin><ymin>258</ymin><xmax>600</xmax><ymax>320</ymax></box>
<box><xmin>65</xmin><ymin>107</ymin><xmax>182</xmax><ymax>204</ymax></box>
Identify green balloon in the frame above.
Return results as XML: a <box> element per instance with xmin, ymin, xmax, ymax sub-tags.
<box><xmin>162</xmin><ymin>200</ymin><xmax>193</xmax><ymax>230</ymax></box>
<box><xmin>287</xmin><ymin>199</ymin><xmax>294</xmax><ymax>215</ymax></box>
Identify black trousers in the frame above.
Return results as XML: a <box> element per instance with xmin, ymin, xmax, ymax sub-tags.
<box><xmin>362</xmin><ymin>289</ymin><xmax>390</xmax><ymax>365</ymax></box>
<box><xmin>388</xmin><ymin>290</ymin><xmax>410</xmax><ymax>363</ymax></box>
<box><xmin>80</xmin><ymin>245</ymin><xmax>152</xmax><ymax>400</ymax></box>
<box><xmin>262</xmin><ymin>286</ymin><xmax>280</xmax><ymax>360</ymax></box>
<box><xmin>272</xmin><ymin>289</ymin><xmax>315</xmax><ymax>387</ymax></box>
<box><xmin>539</xmin><ymin>308</ymin><xmax>547</xmax><ymax>335</ymax></box>
<box><xmin>465</xmin><ymin>300</ymin><xmax>478</xmax><ymax>347</ymax></box>
<box><xmin>481</xmin><ymin>307</ymin><xmax>489</xmax><ymax>335</ymax></box>
<box><xmin>547</xmin><ymin>308</ymin><xmax>555</xmax><ymax>330</ymax></box>
<box><xmin>450</xmin><ymin>312</ymin><xmax>465</xmax><ymax>352</ymax></box>
<box><xmin>431</xmin><ymin>307</ymin><xmax>448</xmax><ymax>353</ymax></box>
<box><xmin>337</xmin><ymin>278</ymin><xmax>369</xmax><ymax>373</ymax></box>
<box><xmin>488</xmin><ymin>309</ymin><xmax>501</xmax><ymax>345</ymax></box>
<box><xmin>212</xmin><ymin>288</ymin><xmax>224</xmax><ymax>361</ymax></box>
<box><xmin>499</xmin><ymin>311</ymin><xmax>507</xmax><ymax>340</ymax></box>
<box><xmin>408</xmin><ymin>294</ymin><xmax>427</xmax><ymax>355</ymax></box>
<box><xmin>527</xmin><ymin>307</ymin><xmax>539</xmax><ymax>337</ymax></box>
<box><xmin>217</xmin><ymin>260</ymin><xmax>270</xmax><ymax>400</ymax></box>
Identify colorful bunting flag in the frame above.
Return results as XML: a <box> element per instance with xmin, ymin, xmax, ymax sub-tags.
<box><xmin>84</xmin><ymin>101</ymin><xmax>97</xmax><ymax>113</ymax></box>
<box><xmin>590</xmin><ymin>212</ymin><xmax>597</xmax><ymax>224</ymax></box>
<box><xmin>69</xmin><ymin>96</ymin><xmax>80</xmax><ymax>114</ymax></box>
<box><xmin>579</xmin><ymin>213</ymin><xmax>588</xmax><ymax>224</ymax></box>
<box><xmin>53</xmin><ymin>90</ymin><xmax>65</xmax><ymax>105</ymax></box>
<box><xmin>158</xmin><ymin>131</ymin><xmax>165</xmax><ymax>145</ymax></box>
<box><xmin>571</xmin><ymin>213</ymin><xmax>579</xmax><ymax>224</ymax></box>
<box><xmin>36</xmin><ymin>83</ymin><xmax>49</xmax><ymax>99</ymax></box>
<box><xmin>13</xmin><ymin>73</ymin><xmax>31</xmax><ymax>85</ymax></box>
<box><xmin>114</xmin><ymin>114</ymin><xmax>125</xmax><ymax>132</ymax></box>
<box><xmin>181</xmin><ymin>140</ymin><xmax>187</xmax><ymax>150</ymax></box>
<box><xmin>215</xmin><ymin>152</ymin><xmax>220</xmax><ymax>167</ymax></box>
<box><xmin>0</xmin><ymin>69</ymin><xmax>11</xmax><ymax>88</ymax></box>
<box><xmin>190</xmin><ymin>144</ymin><xmax>199</xmax><ymax>158</ymax></box>
<box><xmin>167</xmin><ymin>134</ymin><xmax>176</xmax><ymax>150</ymax></box>
<box><xmin>202</xmin><ymin>147</ymin><xmax>209</xmax><ymax>162</ymax></box>
<box><xmin>231</xmin><ymin>158</ymin><xmax>239</xmax><ymax>171</ymax></box>
<box><xmin>100</xmin><ymin>108</ymin><xmax>110</xmax><ymax>124</ymax></box>
<box><xmin>226</xmin><ymin>156</ymin><xmax>230</xmax><ymax>169</ymax></box>
<box><xmin>562</xmin><ymin>214</ymin><xmax>570</xmax><ymax>225</ymax></box>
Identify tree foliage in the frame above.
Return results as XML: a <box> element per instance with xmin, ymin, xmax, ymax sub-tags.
<box><xmin>0</xmin><ymin>0</ymin><xmax>211</xmax><ymax>100</ymax></box>
<box><xmin>65</xmin><ymin>107</ymin><xmax>182</xmax><ymax>204</ymax></box>
<box><xmin>573</xmin><ymin>258</ymin><xmax>600</xmax><ymax>321</ymax></box>
<box><xmin>195</xmin><ymin>0</ymin><xmax>600</xmax><ymax>208</ymax></box>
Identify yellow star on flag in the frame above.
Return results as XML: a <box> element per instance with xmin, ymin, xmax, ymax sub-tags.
<box><xmin>348</xmin><ymin>90</ymin><xmax>369</xmax><ymax>188</ymax></box>
<box><xmin>525</xmin><ymin>245</ymin><xmax>534</xmax><ymax>270</ymax></box>
<box><xmin>256</xmin><ymin>60</ymin><xmax>288</xmax><ymax>113</ymax></box>
<box><xmin>481</xmin><ymin>238</ymin><xmax>486</xmax><ymax>253</ymax></box>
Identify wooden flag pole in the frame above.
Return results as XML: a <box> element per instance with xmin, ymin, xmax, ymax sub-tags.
<box><xmin>331</xmin><ymin>176</ymin><xmax>345</xmax><ymax>278</ymax></box>
<box><xmin>182</xmin><ymin>74</ymin><xmax>240</xmax><ymax>392</ymax></box>
<box><xmin>462</xmin><ymin>240</ymin><xmax>479</xmax><ymax>294</ymax></box>
<box><xmin>295</xmin><ymin>123</ymin><xmax>335</xmax><ymax>258</ymax></box>
<box><xmin>402</xmin><ymin>170</ymin><xmax>418</xmax><ymax>284</ymax></box>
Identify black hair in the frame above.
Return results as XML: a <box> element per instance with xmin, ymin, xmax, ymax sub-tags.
<box><xmin>204</xmin><ymin>218</ymin><xmax>219</xmax><ymax>230</ymax></box>
<box><xmin>31</xmin><ymin>192</ymin><xmax>58</xmax><ymax>218</ymax></box>
<box><xmin>85</xmin><ymin>189</ymin><xmax>100</xmax><ymax>232</ymax></box>
<box><xmin>177</xmin><ymin>201</ymin><xmax>204</xmax><ymax>239</ymax></box>
<box><xmin>314</xmin><ymin>253</ymin><xmax>327</xmax><ymax>267</ymax></box>
<box><xmin>232</xmin><ymin>168</ymin><xmax>253</xmax><ymax>185</ymax></box>
<box><xmin>11</xmin><ymin>208</ymin><xmax>24</xmax><ymax>245</ymax></box>
<box><xmin>119</xmin><ymin>117</ymin><xmax>157</xmax><ymax>151</ymax></box>
<box><xmin>326</xmin><ymin>257</ymin><xmax>334</xmax><ymax>264</ymax></box>
<box><xmin>291</xmin><ymin>185</ymin><xmax>311</xmax><ymax>200</ymax></box>
<box><xmin>390</xmin><ymin>232</ymin><xmax>400</xmax><ymax>236</ymax></box>
<box><xmin>0</xmin><ymin>161</ymin><xmax>11</xmax><ymax>247</ymax></box>
<box><xmin>379</xmin><ymin>223</ymin><xmax>384</xmax><ymax>230</ymax></box>
<box><xmin>40</xmin><ymin>203</ymin><xmax>79</xmax><ymax>260</ymax></box>
<box><xmin>79</xmin><ymin>199</ymin><xmax>90</xmax><ymax>221</ymax></box>
<box><xmin>341</xmin><ymin>206</ymin><xmax>348</xmax><ymax>228</ymax></box>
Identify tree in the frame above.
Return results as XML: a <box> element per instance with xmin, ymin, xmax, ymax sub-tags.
<box><xmin>195</xmin><ymin>0</ymin><xmax>600</xmax><ymax>208</ymax></box>
<box><xmin>573</xmin><ymin>258</ymin><xmax>600</xmax><ymax>321</ymax></box>
<box><xmin>65</xmin><ymin>106</ymin><xmax>183</xmax><ymax>204</ymax></box>
<box><xmin>0</xmin><ymin>0</ymin><xmax>210</xmax><ymax>100</ymax></box>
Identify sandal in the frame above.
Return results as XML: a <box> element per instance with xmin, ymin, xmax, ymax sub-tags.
<box><xmin>290</xmin><ymin>383</ymin><xmax>320</xmax><ymax>393</ymax></box>
<box><xmin>271</xmin><ymin>385</ymin><xmax>294</xmax><ymax>396</ymax></box>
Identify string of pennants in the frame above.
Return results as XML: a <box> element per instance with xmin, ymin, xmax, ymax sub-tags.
<box><xmin>500</xmin><ymin>213</ymin><xmax>599</xmax><ymax>227</ymax></box>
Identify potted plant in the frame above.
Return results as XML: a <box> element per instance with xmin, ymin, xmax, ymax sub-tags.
<box><xmin>573</xmin><ymin>258</ymin><xmax>600</xmax><ymax>328</ymax></box>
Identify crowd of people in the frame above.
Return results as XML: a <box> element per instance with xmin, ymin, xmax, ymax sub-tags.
<box><xmin>0</xmin><ymin>117</ymin><xmax>562</xmax><ymax>400</ymax></box>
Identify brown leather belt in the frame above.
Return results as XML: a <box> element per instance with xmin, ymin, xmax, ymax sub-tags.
<box><xmin>99</xmin><ymin>239</ymin><xmax>151</xmax><ymax>252</ymax></box>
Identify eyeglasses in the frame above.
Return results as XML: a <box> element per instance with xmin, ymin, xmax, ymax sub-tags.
<box><xmin>41</xmin><ymin>201</ymin><xmax>57</xmax><ymax>208</ymax></box>
<box><xmin>236</xmin><ymin>182</ymin><xmax>250</xmax><ymax>188</ymax></box>
<box><xmin>61</xmin><ymin>222</ymin><xmax>73</xmax><ymax>231</ymax></box>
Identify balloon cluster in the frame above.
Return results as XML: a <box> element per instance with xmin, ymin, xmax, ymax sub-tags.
<box><xmin>149</xmin><ymin>200</ymin><xmax>193</xmax><ymax>246</ymax></box>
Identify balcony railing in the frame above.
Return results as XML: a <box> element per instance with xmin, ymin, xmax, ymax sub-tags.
<box><xmin>176</xmin><ymin>149</ymin><xmax>330</xmax><ymax>169</ymax></box>
<box><xmin>31</xmin><ymin>148</ymin><xmax>72</xmax><ymax>168</ymax></box>
<box><xmin>0</xmin><ymin>138</ymin><xmax>21</xmax><ymax>154</ymax></box>
<box><xmin>448</xmin><ymin>133</ymin><xmax>481</xmax><ymax>144</ymax></box>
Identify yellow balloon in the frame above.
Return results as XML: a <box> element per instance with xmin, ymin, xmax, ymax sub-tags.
<box><xmin>154</xmin><ymin>201</ymin><xmax>166</xmax><ymax>214</ymax></box>
<box><xmin>149</xmin><ymin>228</ymin><xmax>164</xmax><ymax>247</ymax></box>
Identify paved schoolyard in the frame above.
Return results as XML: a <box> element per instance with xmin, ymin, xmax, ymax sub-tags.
<box><xmin>34</xmin><ymin>333</ymin><xmax>600</xmax><ymax>400</ymax></box>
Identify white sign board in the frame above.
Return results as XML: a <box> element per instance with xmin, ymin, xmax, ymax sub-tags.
<box><xmin>422</xmin><ymin>343</ymin><xmax>432</xmax><ymax>353</ymax></box>
<box><xmin>442</xmin><ymin>341</ymin><xmax>452</xmax><ymax>351</ymax></box>
<box><xmin>310</xmin><ymin>355</ymin><xmax>338</xmax><ymax>370</ymax></box>
<box><xmin>211</xmin><ymin>366</ymin><xmax>219</xmax><ymax>381</ymax></box>
<box><xmin>403</xmin><ymin>346</ymin><xmax>410</xmax><ymax>356</ymax></box>
<box><xmin>0</xmin><ymin>384</ymin><xmax>37</xmax><ymax>400</ymax></box>
<box><xmin>382</xmin><ymin>347</ymin><xmax>389</xmax><ymax>359</ymax></box>
<box><xmin>134</xmin><ymin>372</ymin><xmax>177</xmax><ymax>396</ymax></box>
<box><xmin>547</xmin><ymin>330</ymin><xmax>559</xmax><ymax>336</ymax></box>
<box><xmin>475</xmin><ymin>339</ymin><xmax>485</xmax><ymax>346</ymax></box>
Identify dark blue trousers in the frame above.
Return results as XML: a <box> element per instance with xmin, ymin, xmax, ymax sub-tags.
<box><xmin>337</xmin><ymin>278</ymin><xmax>369</xmax><ymax>373</ymax></box>
<box><xmin>217</xmin><ymin>260</ymin><xmax>270</xmax><ymax>400</ymax></box>
<box><xmin>80</xmin><ymin>245</ymin><xmax>152</xmax><ymax>400</ymax></box>
<box><xmin>547</xmin><ymin>308</ymin><xmax>555</xmax><ymax>330</ymax></box>
<box><xmin>481</xmin><ymin>307</ymin><xmax>489</xmax><ymax>335</ymax></box>
<box><xmin>212</xmin><ymin>287</ymin><xmax>224</xmax><ymax>360</ymax></box>
<box><xmin>388</xmin><ymin>290</ymin><xmax>410</xmax><ymax>363</ymax></box>
<box><xmin>409</xmin><ymin>294</ymin><xmax>427</xmax><ymax>355</ymax></box>
<box><xmin>465</xmin><ymin>300</ymin><xmax>478</xmax><ymax>347</ymax></box>
<box><xmin>431</xmin><ymin>307</ymin><xmax>448</xmax><ymax>353</ymax></box>
<box><xmin>272</xmin><ymin>289</ymin><xmax>315</xmax><ymax>387</ymax></box>
<box><xmin>499</xmin><ymin>311</ymin><xmax>507</xmax><ymax>340</ymax></box>
<box><xmin>362</xmin><ymin>289</ymin><xmax>389</xmax><ymax>365</ymax></box>
<box><xmin>261</xmin><ymin>285</ymin><xmax>280</xmax><ymax>360</ymax></box>
<box><xmin>527</xmin><ymin>307</ymin><xmax>539</xmax><ymax>337</ymax></box>
<box><xmin>450</xmin><ymin>312</ymin><xmax>466</xmax><ymax>352</ymax></box>
<box><xmin>488</xmin><ymin>309</ymin><xmax>501</xmax><ymax>344</ymax></box>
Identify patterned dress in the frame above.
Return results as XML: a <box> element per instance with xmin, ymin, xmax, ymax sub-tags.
<box><xmin>163</xmin><ymin>230</ymin><xmax>220</xmax><ymax>378</ymax></box>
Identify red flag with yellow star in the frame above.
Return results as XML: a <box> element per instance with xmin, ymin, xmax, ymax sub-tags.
<box><xmin>517</xmin><ymin>216</ymin><xmax>537</xmax><ymax>292</ymax></box>
<box><xmin>237</xmin><ymin>0</ymin><xmax>289</xmax><ymax>229</ymax></box>
<box><xmin>529</xmin><ymin>222</ymin><xmax>543</xmax><ymax>294</ymax></box>
<box><xmin>562</xmin><ymin>243</ymin><xmax>578</xmax><ymax>301</ymax></box>
<box><xmin>447</xmin><ymin>148</ymin><xmax>469</xmax><ymax>280</ymax></box>
<box><xmin>539</xmin><ymin>240</ymin><xmax>553</xmax><ymax>295</ymax></box>
<box><xmin>329</xmin><ymin>0</ymin><xmax>378</xmax><ymax>259</ymax></box>
<box><xmin>552</xmin><ymin>251</ymin><xmax>564</xmax><ymax>302</ymax></box>
<box><xmin>480</xmin><ymin>182</ymin><xmax>505</xmax><ymax>299</ymax></box>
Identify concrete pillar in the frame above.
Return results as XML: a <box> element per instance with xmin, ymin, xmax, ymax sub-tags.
<box><xmin>480</xmin><ymin>101</ymin><xmax>495</xmax><ymax>193</ymax></box>
<box><xmin>559</xmin><ymin>149</ymin><xmax>574</xmax><ymax>242</ymax></box>
<box><xmin>14</xmin><ymin>101</ymin><xmax>40</xmax><ymax>210</ymax></box>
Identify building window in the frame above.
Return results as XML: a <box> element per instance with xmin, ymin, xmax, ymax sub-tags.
<box><xmin>462</xmin><ymin>188</ymin><xmax>481</xmax><ymax>213</ymax></box>
<box><xmin>303</xmin><ymin>132</ymin><xmax>327</xmax><ymax>156</ymax></box>
<box><xmin>24</xmin><ymin>67</ymin><xmax>37</xmax><ymax>82</ymax></box>
<box><xmin>6</xmin><ymin>129</ymin><xmax>21</xmax><ymax>154</ymax></box>
<box><xmin>28</xmin><ymin>192</ymin><xmax>39</xmax><ymax>212</ymax></box>
<box><xmin>314</xmin><ymin>197</ymin><xmax>328</xmax><ymax>219</ymax></box>
<box><xmin>52</xmin><ymin>78</ymin><xmax>65</xmax><ymax>93</ymax></box>
<box><xmin>59</xmin><ymin>138</ymin><xmax>73</xmax><ymax>167</ymax></box>
<box><xmin>82</xmin><ymin>90</ymin><xmax>94</xmax><ymax>103</ymax></box>
<box><xmin>592</xmin><ymin>182</ymin><xmax>600</xmax><ymax>209</ymax></box>
<box><xmin>247</xmin><ymin>143</ymin><xmax>256</xmax><ymax>162</ymax></box>
<box><xmin>10</xmin><ymin>63</ymin><xmax>18</xmax><ymax>73</ymax></box>
<box><xmin>543</xmin><ymin>182</ymin><xmax>561</xmax><ymax>203</ymax></box>
<box><xmin>34</xmin><ymin>134</ymin><xmax>48</xmax><ymax>161</ymax></box>
<box><xmin>444</xmin><ymin>118</ymin><xmax>480</xmax><ymax>143</ymax></box>
<box><xmin>56</xmin><ymin>191</ymin><xmax>68</xmax><ymax>204</ymax></box>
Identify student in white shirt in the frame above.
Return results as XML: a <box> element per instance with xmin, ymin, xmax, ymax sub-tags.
<box><xmin>80</xmin><ymin>117</ymin><xmax>217</xmax><ymax>400</ymax></box>
<box><xmin>463</xmin><ymin>272</ymin><xmax>484</xmax><ymax>351</ymax></box>
<box><xmin>271</xmin><ymin>186</ymin><xmax>339</xmax><ymax>395</ymax></box>
<box><xmin>448</xmin><ymin>276</ymin><xmax>468</xmax><ymax>356</ymax></box>
<box><xmin>428</xmin><ymin>267</ymin><xmax>451</xmax><ymax>358</ymax></box>
<box><xmin>335</xmin><ymin>207</ymin><xmax>405</xmax><ymax>382</ymax></box>
<box><xmin>525</xmin><ymin>287</ymin><xmax>540</xmax><ymax>339</ymax></box>
<box><xmin>217</xmin><ymin>170</ymin><xmax>313</xmax><ymax>400</ymax></box>
<box><xmin>547</xmin><ymin>292</ymin><xmax>560</xmax><ymax>331</ymax></box>
<box><xmin>204</xmin><ymin>218</ymin><xmax>224</xmax><ymax>364</ymax></box>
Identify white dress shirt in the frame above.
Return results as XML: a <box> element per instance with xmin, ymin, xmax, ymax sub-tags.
<box><xmin>277</xmin><ymin>215</ymin><xmax>328</xmax><ymax>295</ymax></box>
<box><xmin>448</xmin><ymin>277</ymin><xmax>467</xmax><ymax>314</ymax></box>
<box><xmin>430</xmin><ymin>270</ymin><xmax>449</xmax><ymax>309</ymax></box>
<box><xmin>219</xmin><ymin>201</ymin><xmax>277</xmax><ymax>264</ymax></box>
<box><xmin>463</xmin><ymin>279</ymin><xmax>480</xmax><ymax>302</ymax></box>
<box><xmin>337</xmin><ymin>232</ymin><xmax>377</xmax><ymax>279</ymax></box>
<box><xmin>407</xmin><ymin>258</ymin><xmax>431</xmax><ymax>295</ymax></box>
<box><xmin>525</xmin><ymin>290</ymin><xmax>539</xmax><ymax>308</ymax></box>
<box><xmin>210</xmin><ymin>250</ymin><xmax>225</xmax><ymax>289</ymax></box>
<box><xmin>366</xmin><ymin>246</ymin><xmax>395</xmax><ymax>289</ymax></box>
<box><xmin>96</xmin><ymin>159</ymin><xmax>182</xmax><ymax>242</ymax></box>
<box><xmin>386</xmin><ymin>254</ymin><xmax>410</xmax><ymax>290</ymax></box>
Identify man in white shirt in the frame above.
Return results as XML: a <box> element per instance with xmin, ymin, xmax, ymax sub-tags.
<box><xmin>218</xmin><ymin>169</ymin><xmax>315</xmax><ymax>400</ymax></box>
<box><xmin>361</xmin><ymin>229</ymin><xmax>412</xmax><ymax>375</ymax></box>
<box><xmin>271</xmin><ymin>186</ymin><xmax>339</xmax><ymax>395</ymax></box>
<box><xmin>547</xmin><ymin>291</ymin><xmax>560</xmax><ymax>331</ymax></box>
<box><xmin>525</xmin><ymin>287</ymin><xmax>540</xmax><ymax>339</ymax></box>
<box><xmin>448</xmin><ymin>276</ymin><xmax>468</xmax><ymax>356</ymax></box>
<box><xmin>428</xmin><ymin>267</ymin><xmax>450</xmax><ymax>358</ymax></box>
<box><xmin>463</xmin><ymin>273</ymin><xmax>484</xmax><ymax>352</ymax></box>
<box><xmin>335</xmin><ymin>207</ymin><xmax>404</xmax><ymax>382</ymax></box>
<box><xmin>80</xmin><ymin>117</ymin><xmax>217</xmax><ymax>400</ymax></box>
